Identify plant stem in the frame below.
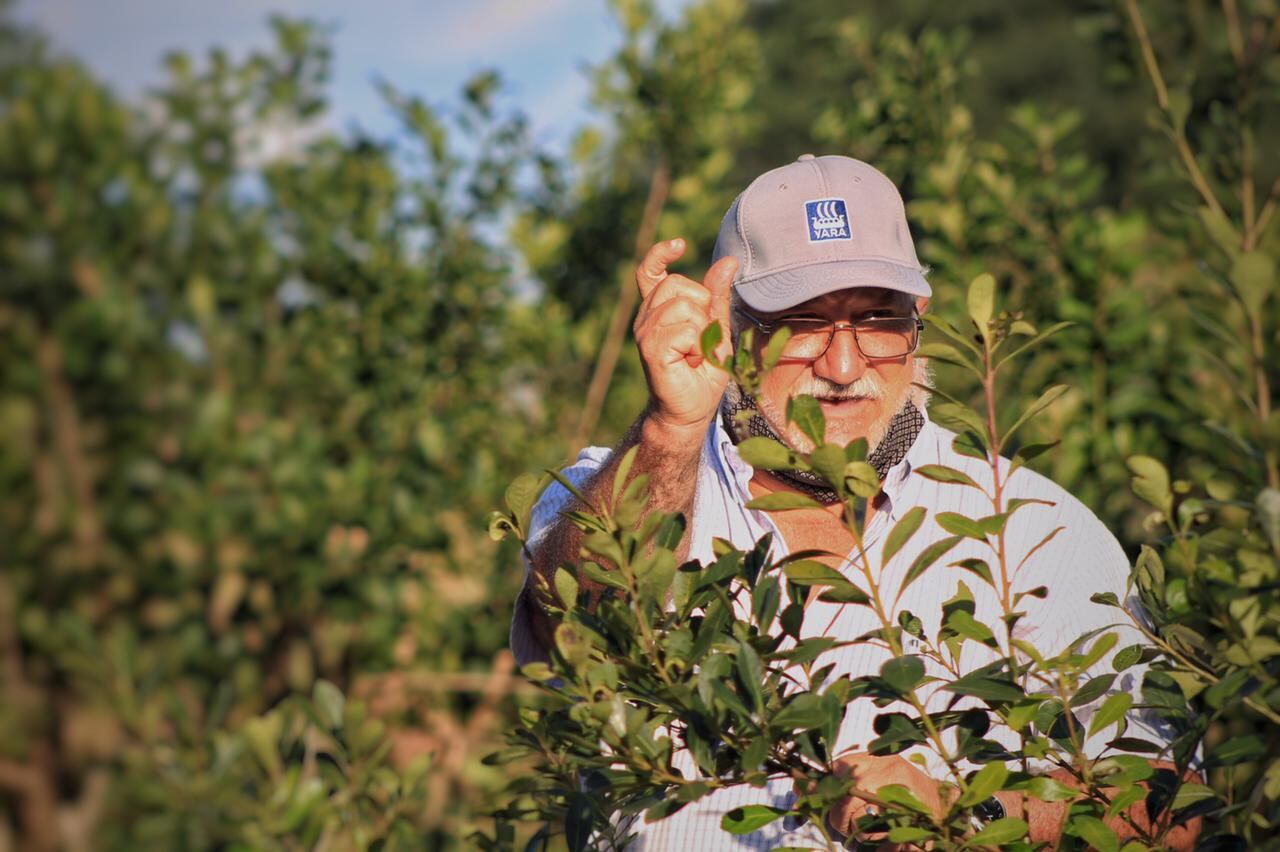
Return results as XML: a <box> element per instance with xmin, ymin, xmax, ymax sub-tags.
<box><xmin>572</xmin><ymin>157</ymin><xmax>672</xmax><ymax>449</ymax></box>
<box><xmin>1123</xmin><ymin>0</ymin><xmax>1232</xmax><ymax>224</ymax></box>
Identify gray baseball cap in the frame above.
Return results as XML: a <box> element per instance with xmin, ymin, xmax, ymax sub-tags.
<box><xmin>712</xmin><ymin>154</ymin><xmax>931</xmax><ymax>312</ymax></box>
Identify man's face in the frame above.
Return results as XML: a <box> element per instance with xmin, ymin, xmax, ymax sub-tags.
<box><xmin>746</xmin><ymin>287</ymin><xmax>929</xmax><ymax>453</ymax></box>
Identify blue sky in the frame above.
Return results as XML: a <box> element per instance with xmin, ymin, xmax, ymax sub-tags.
<box><xmin>15</xmin><ymin>0</ymin><xmax>692</xmax><ymax>153</ymax></box>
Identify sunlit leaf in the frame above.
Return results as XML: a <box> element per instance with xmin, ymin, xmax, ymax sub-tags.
<box><xmin>720</xmin><ymin>805</ymin><xmax>787</xmax><ymax>834</ymax></box>
<box><xmin>966</xmin><ymin>272</ymin><xmax>995</xmax><ymax>338</ymax></box>
<box><xmin>882</xmin><ymin>506</ymin><xmax>927</xmax><ymax>565</ymax></box>
<box><xmin>788</xmin><ymin>395</ymin><xmax>825</xmax><ymax>445</ymax></box>
<box><xmin>745</xmin><ymin>492</ymin><xmax>825</xmax><ymax>511</ymax></box>
<box><xmin>901</xmin><ymin>535</ymin><xmax>962</xmax><ymax>593</ymax></box>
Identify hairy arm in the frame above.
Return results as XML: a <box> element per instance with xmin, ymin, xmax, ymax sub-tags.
<box><xmin>993</xmin><ymin>763</ymin><xmax>1202</xmax><ymax>849</ymax></box>
<box><xmin>520</xmin><ymin>410</ymin><xmax>706</xmax><ymax>657</ymax></box>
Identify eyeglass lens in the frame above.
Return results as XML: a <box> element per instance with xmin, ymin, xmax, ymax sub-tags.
<box><xmin>780</xmin><ymin>317</ymin><xmax>918</xmax><ymax>360</ymax></box>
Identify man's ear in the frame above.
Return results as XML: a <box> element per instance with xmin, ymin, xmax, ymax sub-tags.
<box><xmin>915</xmin><ymin>296</ymin><xmax>930</xmax><ymax>315</ymax></box>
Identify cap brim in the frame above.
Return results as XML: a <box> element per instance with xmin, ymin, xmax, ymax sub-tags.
<box><xmin>734</xmin><ymin>259</ymin><xmax>932</xmax><ymax>312</ymax></box>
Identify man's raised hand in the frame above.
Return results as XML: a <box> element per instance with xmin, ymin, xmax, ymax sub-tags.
<box><xmin>632</xmin><ymin>238</ymin><xmax>738</xmax><ymax>442</ymax></box>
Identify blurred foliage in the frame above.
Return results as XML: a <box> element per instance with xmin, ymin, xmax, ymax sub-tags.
<box><xmin>0</xmin><ymin>11</ymin><xmax>575</xmax><ymax>850</ymax></box>
<box><xmin>0</xmin><ymin>0</ymin><xmax>1277</xmax><ymax>848</ymax></box>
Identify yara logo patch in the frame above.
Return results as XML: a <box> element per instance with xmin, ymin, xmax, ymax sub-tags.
<box><xmin>805</xmin><ymin>198</ymin><xmax>851</xmax><ymax>242</ymax></box>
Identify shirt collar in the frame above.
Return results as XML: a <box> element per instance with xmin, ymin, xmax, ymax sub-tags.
<box><xmin>710</xmin><ymin>405</ymin><xmax>935</xmax><ymax>518</ymax></box>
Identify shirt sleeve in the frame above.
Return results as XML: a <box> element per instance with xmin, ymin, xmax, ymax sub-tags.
<box><xmin>509</xmin><ymin>445</ymin><xmax>614</xmax><ymax>668</ymax></box>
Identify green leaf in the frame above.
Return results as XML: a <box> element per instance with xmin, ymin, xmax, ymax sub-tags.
<box><xmin>1012</xmin><ymin>440</ymin><xmax>1059</xmax><ymax>469</ymax></box>
<box><xmin>1106</xmin><ymin>784</ymin><xmax>1146</xmax><ymax>818</ymax></box>
<box><xmin>488</xmin><ymin>512</ymin><xmax>518</xmax><ymax>542</ymax></box>
<box><xmin>817</xmin><ymin>584</ymin><xmax>871</xmax><ymax>605</ymax></box>
<box><xmin>1127</xmin><ymin>456</ymin><xmax>1172</xmax><ymax>514</ymax></box>
<box><xmin>504</xmin><ymin>472</ymin><xmax>544</xmax><ymax>531</ymax></box>
<box><xmin>868</xmin><ymin>712</ymin><xmax>927</xmax><ymax>752</ymax></box>
<box><xmin>951</xmin><ymin>430</ymin><xmax>988</xmax><ymax>460</ymax></box>
<box><xmin>887</xmin><ymin>826</ymin><xmax>937</xmax><ymax>843</ymax></box>
<box><xmin>545</xmin><ymin>467</ymin><xmax>593</xmax><ymax>510</ymax></box>
<box><xmin>1203</xmin><ymin>668</ymin><xmax>1252</xmax><ymax>709</ymax></box>
<box><xmin>1257</xmin><ymin>487</ymin><xmax>1280</xmax><ymax>553</ymax></box>
<box><xmin>1198</xmin><ymin>205</ymin><xmax>1241</xmax><ymax>257</ymax></box>
<box><xmin>952</xmin><ymin>558</ymin><xmax>994</xmax><ymax>587</ymax></box>
<box><xmin>901</xmin><ymin>535</ymin><xmax>962</xmax><ymax>593</ymax></box>
<box><xmin>746</xmin><ymin>492</ymin><xmax>824</xmax><ymax>512</ymax></box>
<box><xmin>580</xmin><ymin>561</ymin><xmax>627</xmax><ymax>591</ymax></box>
<box><xmin>1070</xmin><ymin>674</ymin><xmax>1117</xmax><ymax>708</ymax></box>
<box><xmin>313</xmin><ymin>680</ymin><xmax>345</xmax><ymax>730</ymax></box>
<box><xmin>611</xmin><ymin>444</ymin><xmax>640</xmax><ymax>506</ymax></box>
<box><xmin>762</xmin><ymin>326</ymin><xmax>792</xmax><ymax>371</ymax></box>
<box><xmin>553</xmin><ymin>567</ymin><xmax>579</xmax><ymax>610</ymax></box>
<box><xmin>1024</xmin><ymin>776</ymin><xmax>1077</xmax><ymax>802</ymax></box>
<box><xmin>930</xmin><ymin>402</ymin><xmax>989</xmax><ymax>442</ymax></box>
<box><xmin>1207</xmin><ymin>734</ymin><xmax>1266</xmax><ymax>767</ymax></box>
<box><xmin>700</xmin><ymin>320</ymin><xmax>724</xmax><ymax>367</ymax></box>
<box><xmin>967</xmin><ymin>817</ymin><xmax>1028</xmax><ymax>847</ymax></box>
<box><xmin>936</xmin><ymin>512</ymin><xmax>988</xmax><ymax>541</ymax></box>
<box><xmin>1070</xmin><ymin>815</ymin><xmax>1118</xmax><ymax>852</ymax></box>
<box><xmin>783</xmin><ymin>560</ymin><xmax>846</xmax><ymax>585</ymax></box>
<box><xmin>1001</xmin><ymin>384</ymin><xmax>1068</xmax><ymax>449</ymax></box>
<box><xmin>946</xmin><ymin>672</ymin><xmax>1025</xmax><ymax>703</ymax></box>
<box><xmin>877</xmin><ymin>783</ymin><xmax>932</xmax><ymax>814</ymax></box>
<box><xmin>840</xmin><ymin>461</ymin><xmax>878</xmax><ymax>500</ymax></box>
<box><xmin>946</xmin><ymin>609</ymin><xmax>997</xmax><ymax>647</ymax></box>
<box><xmin>788</xmin><ymin>395</ymin><xmax>825</xmax><ymax>445</ymax></box>
<box><xmin>737</xmin><ymin>436</ymin><xmax>796</xmax><ymax>470</ymax></box>
<box><xmin>554</xmin><ymin>623</ymin><xmax>592</xmax><ymax>667</ymax></box>
<box><xmin>1112</xmin><ymin>644</ymin><xmax>1143</xmax><ymax>672</ymax></box>
<box><xmin>880</xmin><ymin>655</ymin><xmax>926</xmax><ymax>694</ymax></box>
<box><xmin>655</xmin><ymin>512</ymin><xmax>687</xmax><ymax>550</ymax></box>
<box><xmin>1087</xmin><ymin>692</ymin><xmax>1133</xmax><ymax>737</ymax></box>
<box><xmin>1232</xmin><ymin>250</ymin><xmax>1276</xmax><ymax>314</ymax></box>
<box><xmin>966</xmin><ymin>273</ymin><xmax>995</xmax><ymax>338</ymax></box>
<box><xmin>996</xmin><ymin>322</ymin><xmax>1073</xmax><ymax>368</ymax></box>
<box><xmin>914</xmin><ymin>464</ymin><xmax>983</xmax><ymax>490</ymax></box>
<box><xmin>923</xmin><ymin>313</ymin><xmax>983</xmax><ymax>359</ymax></box>
<box><xmin>957</xmin><ymin>761</ymin><xmax>1007</xmax><ymax>807</ymax></box>
<box><xmin>773</xmin><ymin>693</ymin><xmax>829</xmax><ymax>731</ymax></box>
<box><xmin>1170</xmin><ymin>783</ymin><xmax>1218</xmax><ymax>810</ymax></box>
<box><xmin>882</xmin><ymin>506</ymin><xmax>927</xmax><ymax>565</ymax></box>
<box><xmin>808</xmin><ymin>444</ymin><xmax>849</xmax><ymax>489</ymax></box>
<box><xmin>736</xmin><ymin>641</ymin><xmax>764</xmax><ymax>716</ymax></box>
<box><xmin>1106</xmin><ymin>737</ymin><xmax>1162</xmax><ymax>754</ymax></box>
<box><xmin>720</xmin><ymin>805</ymin><xmax>787</xmax><ymax>834</ymax></box>
<box><xmin>919</xmin><ymin>341</ymin><xmax>982</xmax><ymax>378</ymax></box>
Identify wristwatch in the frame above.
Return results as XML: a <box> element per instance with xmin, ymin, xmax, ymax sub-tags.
<box><xmin>970</xmin><ymin>795</ymin><xmax>1006</xmax><ymax>831</ymax></box>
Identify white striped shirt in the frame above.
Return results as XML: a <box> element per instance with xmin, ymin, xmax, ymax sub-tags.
<box><xmin>510</xmin><ymin>412</ymin><xmax>1171</xmax><ymax>850</ymax></box>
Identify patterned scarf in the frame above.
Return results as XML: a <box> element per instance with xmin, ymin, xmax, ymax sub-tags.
<box><xmin>720</xmin><ymin>384</ymin><xmax>925</xmax><ymax>504</ymax></box>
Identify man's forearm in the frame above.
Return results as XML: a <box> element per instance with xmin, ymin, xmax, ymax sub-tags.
<box><xmin>993</xmin><ymin>765</ymin><xmax>1201</xmax><ymax>850</ymax></box>
<box><xmin>522</xmin><ymin>409</ymin><xmax>706</xmax><ymax>654</ymax></box>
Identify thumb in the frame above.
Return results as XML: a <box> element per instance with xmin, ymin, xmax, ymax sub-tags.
<box><xmin>703</xmin><ymin>256</ymin><xmax>738</xmax><ymax>327</ymax></box>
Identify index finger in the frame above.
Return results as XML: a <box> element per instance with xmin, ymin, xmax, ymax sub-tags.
<box><xmin>636</xmin><ymin>238</ymin><xmax>686</xmax><ymax>299</ymax></box>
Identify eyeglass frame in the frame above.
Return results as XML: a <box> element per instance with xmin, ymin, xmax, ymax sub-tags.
<box><xmin>731</xmin><ymin>304</ymin><xmax>925</xmax><ymax>361</ymax></box>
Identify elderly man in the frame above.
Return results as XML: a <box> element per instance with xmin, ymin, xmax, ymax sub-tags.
<box><xmin>511</xmin><ymin>155</ymin><xmax>1195</xmax><ymax>849</ymax></box>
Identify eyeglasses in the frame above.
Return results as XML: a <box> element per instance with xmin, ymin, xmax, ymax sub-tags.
<box><xmin>733</xmin><ymin>306</ymin><xmax>924</xmax><ymax>361</ymax></box>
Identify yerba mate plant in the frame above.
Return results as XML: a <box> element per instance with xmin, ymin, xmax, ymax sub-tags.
<box><xmin>485</xmin><ymin>275</ymin><xmax>1209</xmax><ymax>850</ymax></box>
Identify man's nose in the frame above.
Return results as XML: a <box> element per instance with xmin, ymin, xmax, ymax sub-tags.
<box><xmin>812</xmin><ymin>326</ymin><xmax>867</xmax><ymax>386</ymax></box>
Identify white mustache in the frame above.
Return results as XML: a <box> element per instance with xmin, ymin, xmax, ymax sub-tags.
<box><xmin>792</xmin><ymin>375</ymin><xmax>884</xmax><ymax>401</ymax></box>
